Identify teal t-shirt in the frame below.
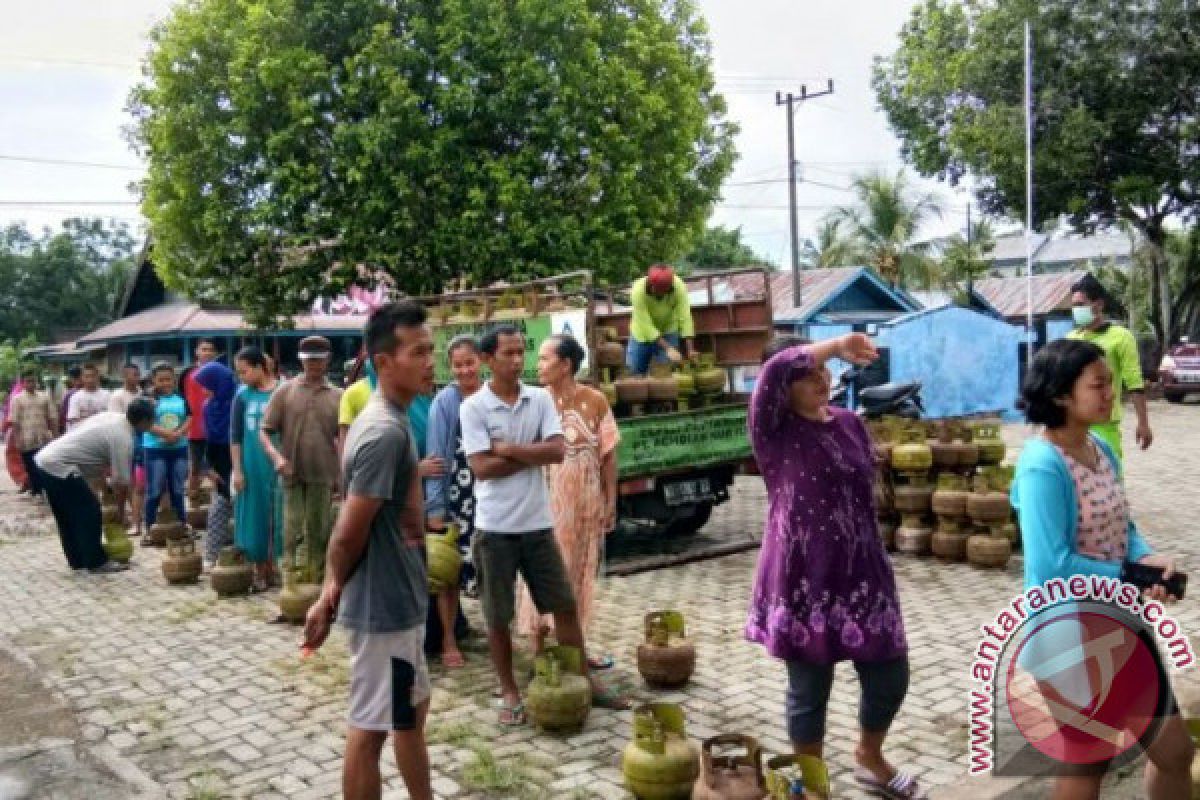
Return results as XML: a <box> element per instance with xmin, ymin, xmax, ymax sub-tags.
<box><xmin>408</xmin><ymin>394</ymin><xmax>431</xmax><ymax>459</ymax></box>
<box><xmin>143</xmin><ymin>393</ymin><xmax>189</xmax><ymax>450</ymax></box>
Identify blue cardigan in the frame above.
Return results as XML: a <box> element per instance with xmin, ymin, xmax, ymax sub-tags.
<box><xmin>424</xmin><ymin>383</ymin><xmax>465</xmax><ymax>519</ymax></box>
<box><xmin>1011</xmin><ymin>436</ymin><xmax>1152</xmax><ymax>590</ymax></box>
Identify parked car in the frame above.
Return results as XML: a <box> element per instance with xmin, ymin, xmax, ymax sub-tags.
<box><xmin>1158</xmin><ymin>338</ymin><xmax>1200</xmax><ymax>403</ymax></box>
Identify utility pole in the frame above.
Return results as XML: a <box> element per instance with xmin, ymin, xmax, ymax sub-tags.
<box><xmin>776</xmin><ymin>79</ymin><xmax>834</xmax><ymax>313</ymax></box>
<box><xmin>966</xmin><ymin>201</ymin><xmax>973</xmax><ymax>299</ymax></box>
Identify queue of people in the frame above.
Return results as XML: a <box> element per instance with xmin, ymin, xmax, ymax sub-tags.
<box><xmin>2</xmin><ymin>263</ymin><xmax>1186</xmax><ymax>800</ymax></box>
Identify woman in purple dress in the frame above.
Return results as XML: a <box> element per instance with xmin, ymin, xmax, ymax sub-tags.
<box><xmin>746</xmin><ymin>333</ymin><xmax>924</xmax><ymax>800</ymax></box>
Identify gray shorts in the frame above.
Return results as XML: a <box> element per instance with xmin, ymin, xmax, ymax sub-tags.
<box><xmin>472</xmin><ymin>529</ymin><xmax>576</xmax><ymax>629</ymax></box>
<box><xmin>346</xmin><ymin>627</ymin><xmax>430</xmax><ymax>732</ymax></box>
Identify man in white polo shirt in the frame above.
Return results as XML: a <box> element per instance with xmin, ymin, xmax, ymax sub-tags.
<box><xmin>461</xmin><ymin>324</ymin><xmax>630</xmax><ymax>727</ymax></box>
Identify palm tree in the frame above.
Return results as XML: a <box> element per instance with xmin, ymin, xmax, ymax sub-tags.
<box><xmin>799</xmin><ymin>218</ymin><xmax>862</xmax><ymax>269</ymax></box>
<box><xmin>936</xmin><ymin>217</ymin><xmax>996</xmax><ymax>292</ymax></box>
<box><xmin>830</xmin><ymin>171</ymin><xmax>943</xmax><ymax>288</ymax></box>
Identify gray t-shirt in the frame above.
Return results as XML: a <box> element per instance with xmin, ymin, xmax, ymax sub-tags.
<box><xmin>34</xmin><ymin>411</ymin><xmax>135</xmax><ymax>483</ymax></box>
<box><xmin>337</xmin><ymin>396</ymin><xmax>427</xmax><ymax>633</ymax></box>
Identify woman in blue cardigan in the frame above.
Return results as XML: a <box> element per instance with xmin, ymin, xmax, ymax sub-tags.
<box><xmin>1012</xmin><ymin>339</ymin><xmax>1191</xmax><ymax>799</ymax></box>
<box><xmin>424</xmin><ymin>335</ymin><xmax>484</xmax><ymax>668</ymax></box>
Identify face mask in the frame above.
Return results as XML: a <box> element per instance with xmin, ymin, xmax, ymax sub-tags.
<box><xmin>1072</xmin><ymin>305</ymin><xmax>1095</xmax><ymax>328</ymax></box>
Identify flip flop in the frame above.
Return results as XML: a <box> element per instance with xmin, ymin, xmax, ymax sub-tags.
<box><xmin>497</xmin><ymin>700</ymin><xmax>526</xmax><ymax>727</ymax></box>
<box><xmin>442</xmin><ymin>651</ymin><xmax>466</xmax><ymax>669</ymax></box>
<box><xmin>587</xmin><ymin>654</ymin><xmax>615</xmax><ymax>670</ymax></box>
<box><xmin>853</xmin><ymin>767</ymin><xmax>928</xmax><ymax>800</ymax></box>
<box><xmin>590</xmin><ymin>680</ymin><xmax>633</xmax><ymax>711</ymax></box>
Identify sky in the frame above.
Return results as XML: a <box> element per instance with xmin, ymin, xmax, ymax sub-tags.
<box><xmin>0</xmin><ymin>0</ymin><xmax>975</xmax><ymax>265</ymax></box>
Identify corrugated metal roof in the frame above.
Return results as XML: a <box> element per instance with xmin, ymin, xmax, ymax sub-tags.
<box><xmin>974</xmin><ymin>270</ymin><xmax>1086</xmax><ymax>318</ymax></box>
<box><xmin>1037</xmin><ymin>232</ymin><xmax>1132</xmax><ymax>264</ymax></box>
<box><xmin>987</xmin><ymin>230</ymin><xmax>1133</xmax><ymax>267</ymax></box>
<box><xmin>702</xmin><ymin>267</ymin><xmax>882</xmax><ymax>323</ymax></box>
<box><xmin>988</xmin><ymin>232</ymin><xmax>1050</xmax><ymax>264</ymax></box>
<box><xmin>77</xmin><ymin>301</ymin><xmax>367</xmax><ymax>345</ymax></box>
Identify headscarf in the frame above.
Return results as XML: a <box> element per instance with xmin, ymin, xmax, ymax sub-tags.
<box><xmin>193</xmin><ymin>362</ymin><xmax>238</xmax><ymax>445</ymax></box>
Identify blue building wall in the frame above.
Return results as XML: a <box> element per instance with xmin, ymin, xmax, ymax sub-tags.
<box><xmin>1046</xmin><ymin>316</ymin><xmax>1075</xmax><ymax>343</ymax></box>
<box><xmin>875</xmin><ymin>306</ymin><xmax>1023</xmax><ymax>420</ymax></box>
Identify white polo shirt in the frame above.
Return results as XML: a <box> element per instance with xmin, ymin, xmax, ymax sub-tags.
<box><xmin>459</xmin><ymin>382</ymin><xmax>562</xmax><ymax>533</ymax></box>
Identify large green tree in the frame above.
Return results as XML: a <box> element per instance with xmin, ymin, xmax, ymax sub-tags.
<box><xmin>676</xmin><ymin>225</ymin><xmax>774</xmax><ymax>273</ymax></box>
<box><xmin>129</xmin><ymin>0</ymin><xmax>737</xmax><ymax>325</ymax></box>
<box><xmin>0</xmin><ymin>219</ymin><xmax>135</xmax><ymax>344</ymax></box>
<box><xmin>873</xmin><ymin>0</ymin><xmax>1200</xmax><ymax>343</ymax></box>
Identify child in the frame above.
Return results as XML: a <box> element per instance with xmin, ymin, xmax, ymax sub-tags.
<box><xmin>143</xmin><ymin>363</ymin><xmax>190</xmax><ymax>538</ymax></box>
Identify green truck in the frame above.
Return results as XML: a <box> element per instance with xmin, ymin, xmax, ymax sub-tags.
<box><xmin>420</xmin><ymin>267</ymin><xmax>772</xmax><ymax>536</ymax></box>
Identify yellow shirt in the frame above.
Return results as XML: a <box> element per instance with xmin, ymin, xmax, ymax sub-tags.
<box><xmin>338</xmin><ymin>379</ymin><xmax>372</xmax><ymax>427</ymax></box>
<box><xmin>630</xmin><ymin>275</ymin><xmax>695</xmax><ymax>343</ymax></box>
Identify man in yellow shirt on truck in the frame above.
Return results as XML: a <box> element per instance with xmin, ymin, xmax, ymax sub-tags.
<box><xmin>1066</xmin><ymin>273</ymin><xmax>1153</xmax><ymax>463</ymax></box>
<box><xmin>626</xmin><ymin>264</ymin><xmax>696</xmax><ymax>375</ymax></box>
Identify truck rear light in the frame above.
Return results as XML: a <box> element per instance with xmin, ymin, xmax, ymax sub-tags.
<box><xmin>619</xmin><ymin>477</ymin><xmax>656</xmax><ymax>495</ymax></box>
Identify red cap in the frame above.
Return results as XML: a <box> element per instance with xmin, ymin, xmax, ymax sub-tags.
<box><xmin>647</xmin><ymin>264</ymin><xmax>675</xmax><ymax>293</ymax></box>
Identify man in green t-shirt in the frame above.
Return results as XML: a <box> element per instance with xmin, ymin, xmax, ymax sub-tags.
<box><xmin>1066</xmin><ymin>273</ymin><xmax>1152</xmax><ymax>461</ymax></box>
<box><xmin>626</xmin><ymin>264</ymin><xmax>696</xmax><ymax>375</ymax></box>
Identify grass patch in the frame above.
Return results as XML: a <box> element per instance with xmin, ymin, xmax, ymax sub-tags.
<box><xmin>186</xmin><ymin>767</ymin><xmax>227</xmax><ymax>800</ymax></box>
<box><xmin>460</xmin><ymin>745</ymin><xmax>555</xmax><ymax>799</ymax></box>
<box><xmin>142</xmin><ymin>699</ymin><xmax>170</xmax><ymax>732</ymax></box>
<box><xmin>269</xmin><ymin>647</ymin><xmax>350</xmax><ymax>693</ymax></box>
<box><xmin>426</xmin><ymin>721</ymin><xmax>478</xmax><ymax>747</ymax></box>
<box><xmin>166</xmin><ymin>598</ymin><xmax>218</xmax><ymax>625</ymax></box>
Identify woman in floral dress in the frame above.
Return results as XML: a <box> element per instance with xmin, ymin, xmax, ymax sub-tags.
<box><xmin>517</xmin><ymin>334</ymin><xmax>619</xmax><ymax>669</ymax></box>
<box><xmin>746</xmin><ymin>333</ymin><xmax>924</xmax><ymax>800</ymax></box>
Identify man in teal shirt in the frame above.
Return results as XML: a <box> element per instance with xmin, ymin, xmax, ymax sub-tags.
<box><xmin>625</xmin><ymin>264</ymin><xmax>696</xmax><ymax>375</ymax></box>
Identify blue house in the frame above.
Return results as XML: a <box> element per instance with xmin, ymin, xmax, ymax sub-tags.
<box><xmin>770</xmin><ymin>267</ymin><xmax>921</xmax><ymax>338</ymax></box>
<box><xmin>873</xmin><ymin>305</ymin><xmax>1024</xmax><ymax>420</ymax></box>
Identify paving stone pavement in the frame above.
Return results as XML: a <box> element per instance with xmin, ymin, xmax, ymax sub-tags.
<box><xmin>1</xmin><ymin>400</ymin><xmax>1198</xmax><ymax>799</ymax></box>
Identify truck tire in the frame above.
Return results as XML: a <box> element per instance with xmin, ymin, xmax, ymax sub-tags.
<box><xmin>666</xmin><ymin>502</ymin><xmax>713</xmax><ymax>537</ymax></box>
<box><xmin>1166</xmin><ymin>392</ymin><xmax>1186</xmax><ymax>404</ymax></box>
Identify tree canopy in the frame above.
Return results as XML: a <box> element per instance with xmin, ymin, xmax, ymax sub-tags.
<box><xmin>676</xmin><ymin>225</ymin><xmax>774</xmax><ymax>273</ymax></box>
<box><xmin>872</xmin><ymin>0</ymin><xmax>1200</xmax><ymax>339</ymax></box>
<box><xmin>0</xmin><ymin>219</ymin><xmax>135</xmax><ymax>345</ymax></box>
<box><xmin>130</xmin><ymin>0</ymin><xmax>737</xmax><ymax>326</ymax></box>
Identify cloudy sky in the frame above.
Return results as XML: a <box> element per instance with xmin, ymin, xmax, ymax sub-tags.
<box><xmin>0</xmin><ymin>0</ymin><xmax>975</xmax><ymax>264</ymax></box>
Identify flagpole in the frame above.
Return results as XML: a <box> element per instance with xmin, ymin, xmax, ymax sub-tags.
<box><xmin>1024</xmin><ymin>19</ymin><xmax>1035</xmax><ymax>366</ymax></box>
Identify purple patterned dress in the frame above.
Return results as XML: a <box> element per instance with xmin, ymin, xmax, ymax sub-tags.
<box><xmin>745</xmin><ymin>345</ymin><xmax>908</xmax><ymax>664</ymax></box>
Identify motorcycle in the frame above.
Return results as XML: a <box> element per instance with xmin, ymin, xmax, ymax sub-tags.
<box><xmin>831</xmin><ymin>366</ymin><xmax>924</xmax><ymax>419</ymax></box>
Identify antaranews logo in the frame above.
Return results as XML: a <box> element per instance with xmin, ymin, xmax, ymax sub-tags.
<box><xmin>968</xmin><ymin>575</ymin><xmax>1194</xmax><ymax>776</ymax></box>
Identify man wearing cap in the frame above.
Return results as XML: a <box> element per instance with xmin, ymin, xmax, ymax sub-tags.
<box><xmin>626</xmin><ymin>264</ymin><xmax>696</xmax><ymax>375</ymax></box>
<box><xmin>260</xmin><ymin>336</ymin><xmax>343</xmax><ymax>585</ymax></box>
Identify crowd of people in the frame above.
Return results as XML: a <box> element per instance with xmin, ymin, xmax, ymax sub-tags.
<box><xmin>0</xmin><ymin>267</ymin><xmax>1188</xmax><ymax>800</ymax></box>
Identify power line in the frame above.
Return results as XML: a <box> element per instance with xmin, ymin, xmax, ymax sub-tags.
<box><xmin>0</xmin><ymin>201</ymin><xmax>139</xmax><ymax>207</ymax></box>
<box><xmin>0</xmin><ymin>154</ymin><xmax>143</xmax><ymax>171</ymax></box>
<box><xmin>0</xmin><ymin>55</ymin><xmax>141</xmax><ymax>71</ymax></box>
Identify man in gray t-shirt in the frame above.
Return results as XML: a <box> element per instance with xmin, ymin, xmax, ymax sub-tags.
<box><xmin>302</xmin><ymin>300</ymin><xmax>435</xmax><ymax>800</ymax></box>
<box><xmin>337</xmin><ymin>398</ymin><xmax>427</xmax><ymax>632</ymax></box>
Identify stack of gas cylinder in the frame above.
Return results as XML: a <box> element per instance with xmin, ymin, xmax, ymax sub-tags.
<box><xmin>873</xmin><ymin>418</ymin><xmax>1017</xmax><ymax>569</ymax></box>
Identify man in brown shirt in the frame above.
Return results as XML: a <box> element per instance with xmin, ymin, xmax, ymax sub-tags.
<box><xmin>260</xmin><ymin>336</ymin><xmax>342</xmax><ymax>583</ymax></box>
<box><xmin>8</xmin><ymin>369</ymin><xmax>59</xmax><ymax>497</ymax></box>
